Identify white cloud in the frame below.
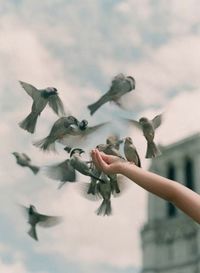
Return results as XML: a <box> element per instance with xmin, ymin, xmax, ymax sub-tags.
<box><xmin>0</xmin><ymin>243</ymin><xmax>47</xmax><ymax>273</ymax></box>
<box><xmin>1</xmin><ymin>1</ymin><xmax>200</xmax><ymax>271</ymax></box>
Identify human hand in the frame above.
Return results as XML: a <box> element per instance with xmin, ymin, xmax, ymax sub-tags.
<box><xmin>91</xmin><ymin>149</ymin><xmax>126</xmax><ymax>175</ymax></box>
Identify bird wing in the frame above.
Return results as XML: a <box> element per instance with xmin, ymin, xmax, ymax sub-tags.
<box><xmin>19</xmin><ymin>81</ymin><xmax>40</xmax><ymax>100</ymax></box>
<box><xmin>121</xmin><ymin>118</ymin><xmax>141</xmax><ymax>130</ymax></box>
<box><xmin>44</xmin><ymin>159</ymin><xmax>76</xmax><ymax>182</ymax></box>
<box><xmin>48</xmin><ymin>94</ymin><xmax>66</xmax><ymax>116</ymax></box>
<box><xmin>81</xmin><ymin>122</ymin><xmax>109</xmax><ymax>136</ymax></box>
<box><xmin>19</xmin><ymin>204</ymin><xmax>29</xmax><ymax>217</ymax></box>
<box><xmin>38</xmin><ymin>214</ymin><xmax>62</xmax><ymax>228</ymax></box>
<box><xmin>21</xmin><ymin>153</ymin><xmax>31</xmax><ymax>162</ymax></box>
<box><xmin>152</xmin><ymin>114</ymin><xmax>162</xmax><ymax>129</ymax></box>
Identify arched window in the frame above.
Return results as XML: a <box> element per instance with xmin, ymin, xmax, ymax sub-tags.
<box><xmin>166</xmin><ymin>163</ymin><xmax>176</xmax><ymax>218</ymax></box>
<box><xmin>184</xmin><ymin>157</ymin><xmax>195</xmax><ymax>191</ymax></box>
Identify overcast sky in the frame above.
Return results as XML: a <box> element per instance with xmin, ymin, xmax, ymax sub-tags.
<box><xmin>1</xmin><ymin>1</ymin><xmax>200</xmax><ymax>273</ymax></box>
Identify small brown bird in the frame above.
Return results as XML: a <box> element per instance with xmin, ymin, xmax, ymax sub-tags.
<box><xmin>19</xmin><ymin>81</ymin><xmax>66</xmax><ymax>133</ymax></box>
<box><xmin>123</xmin><ymin>114</ymin><xmax>162</xmax><ymax>158</ymax></box>
<box><xmin>124</xmin><ymin>137</ymin><xmax>141</xmax><ymax>167</ymax></box>
<box><xmin>21</xmin><ymin>204</ymin><xmax>62</xmax><ymax>241</ymax></box>
<box><xmin>87</xmin><ymin>73</ymin><xmax>135</xmax><ymax>115</ymax></box>
<box><xmin>12</xmin><ymin>152</ymin><xmax>40</xmax><ymax>174</ymax></box>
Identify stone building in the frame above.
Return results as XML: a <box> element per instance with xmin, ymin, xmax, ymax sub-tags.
<box><xmin>141</xmin><ymin>133</ymin><xmax>200</xmax><ymax>273</ymax></box>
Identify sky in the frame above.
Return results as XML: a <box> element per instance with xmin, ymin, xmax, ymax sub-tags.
<box><xmin>1</xmin><ymin>1</ymin><xmax>200</xmax><ymax>273</ymax></box>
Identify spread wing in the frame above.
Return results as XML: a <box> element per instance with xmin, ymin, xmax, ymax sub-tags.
<box><xmin>81</xmin><ymin>122</ymin><xmax>109</xmax><ymax>136</ymax></box>
<box><xmin>44</xmin><ymin>159</ymin><xmax>76</xmax><ymax>182</ymax></box>
<box><xmin>38</xmin><ymin>214</ymin><xmax>62</xmax><ymax>228</ymax></box>
<box><xmin>19</xmin><ymin>204</ymin><xmax>29</xmax><ymax>217</ymax></box>
<box><xmin>152</xmin><ymin>114</ymin><xmax>162</xmax><ymax>129</ymax></box>
<box><xmin>48</xmin><ymin>95</ymin><xmax>66</xmax><ymax>116</ymax></box>
<box><xmin>19</xmin><ymin>81</ymin><xmax>40</xmax><ymax>100</ymax></box>
<box><xmin>21</xmin><ymin>153</ymin><xmax>31</xmax><ymax>162</ymax></box>
<box><xmin>121</xmin><ymin>118</ymin><xmax>141</xmax><ymax>130</ymax></box>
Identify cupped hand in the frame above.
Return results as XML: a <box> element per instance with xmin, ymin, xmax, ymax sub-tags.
<box><xmin>91</xmin><ymin>149</ymin><xmax>125</xmax><ymax>175</ymax></box>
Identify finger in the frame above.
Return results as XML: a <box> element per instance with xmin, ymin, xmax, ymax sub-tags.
<box><xmin>95</xmin><ymin>149</ymin><xmax>109</xmax><ymax>172</ymax></box>
<box><xmin>98</xmin><ymin>151</ymin><xmax>112</xmax><ymax>164</ymax></box>
<box><xmin>91</xmin><ymin>149</ymin><xmax>101</xmax><ymax>170</ymax></box>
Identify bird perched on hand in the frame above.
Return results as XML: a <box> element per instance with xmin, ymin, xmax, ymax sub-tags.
<box><xmin>43</xmin><ymin>159</ymin><xmax>76</xmax><ymax>189</ymax></box>
<box><xmin>12</xmin><ymin>152</ymin><xmax>40</xmax><ymax>174</ymax></box>
<box><xmin>33</xmin><ymin>116</ymin><xmax>79</xmax><ymax>152</ymax></box>
<box><xmin>123</xmin><ymin>114</ymin><xmax>162</xmax><ymax>158</ymax></box>
<box><xmin>96</xmin><ymin>135</ymin><xmax>124</xmax><ymax>158</ymax></box>
<box><xmin>124</xmin><ymin>137</ymin><xmax>141</xmax><ymax>167</ymax></box>
<box><xmin>96</xmin><ymin>143</ymin><xmax>123</xmax><ymax>158</ymax></box>
<box><xmin>19</xmin><ymin>81</ymin><xmax>66</xmax><ymax>133</ymax></box>
<box><xmin>21</xmin><ymin>204</ymin><xmax>62</xmax><ymax>241</ymax></box>
<box><xmin>87</xmin><ymin>73</ymin><xmax>135</xmax><ymax>115</ymax></box>
<box><xmin>69</xmin><ymin>148</ymin><xmax>106</xmax><ymax>183</ymax></box>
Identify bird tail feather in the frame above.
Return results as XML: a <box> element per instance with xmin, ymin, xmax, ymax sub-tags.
<box><xmin>28</xmin><ymin>226</ymin><xmax>38</xmax><ymax>241</ymax></box>
<box><xmin>87</xmin><ymin>94</ymin><xmax>109</xmax><ymax>115</ymax></box>
<box><xmin>19</xmin><ymin>112</ymin><xmax>38</xmax><ymax>134</ymax></box>
<box><xmin>29</xmin><ymin>165</ymin><xmax>40</xmax><ymax>174</ymax></box>
<box><xmin>33</xmin><ymin>136</ymin><xmax>56</xmax><ymax>152</ymax></box>
<box><xmin>146</xmin><ymin>141</ymin><xmax>161</xmax><ymax>158</ymax></box>
<box><xmin>96</xmin><ymin>200</ymin><xmax>112</xmax><ymax>216</ymax></box>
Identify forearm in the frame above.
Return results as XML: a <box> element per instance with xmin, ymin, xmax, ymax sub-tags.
<box><xmin>118</xmin><ymin>162</ymin><xmax>200</xmax><ymax>224</ymax></box>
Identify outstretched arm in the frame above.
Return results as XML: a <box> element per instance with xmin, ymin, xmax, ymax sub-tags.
<box><xmin>91</xmin><ymin>149</ymin><xmax>200</xmax><ymax>224</ymax></box>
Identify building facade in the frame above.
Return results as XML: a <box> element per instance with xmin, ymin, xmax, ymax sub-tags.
<box><xmin>141</xmin><ymin>133</ymin><xmax>200</xmax><ymax>273</ymax></box>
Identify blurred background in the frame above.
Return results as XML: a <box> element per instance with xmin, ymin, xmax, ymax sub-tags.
<box><xmin>1</xmin><ymin>1</ymin><xmax>200</xmax><ymax>272</ymax></box>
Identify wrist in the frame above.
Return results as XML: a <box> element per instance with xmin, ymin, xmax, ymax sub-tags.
<box><xmin>117</xmin><ymin>160</ymin><xmax>133</xmax><ymax>175</ymax></box>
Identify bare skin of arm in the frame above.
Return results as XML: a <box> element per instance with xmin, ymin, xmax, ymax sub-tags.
<box><xmin>91</xmin><ymin>149</ymin><xmax>200</xmax><ymax>224</ymax></box>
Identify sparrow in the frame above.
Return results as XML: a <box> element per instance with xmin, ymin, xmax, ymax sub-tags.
<box><xmin>96</xmin><ymin>174</ymin><xmax>112</xmax><ymax>216</ymax></box>
<box><xmin>69</xmin><ymin>148</ymin><xmax>106</xmax><ymax>183</ymax></box>
<box><xmin>12</xmin><ymin>152</ymin><xmax>40</xmax><ymax>174</ymax></box>
<box><xmin>19</xmin><ymin>81</ymin><xmax>66</xmax><ymax>133</ymax></box>
<box><xmin>96</xmin><ymin>143</ymin><xmax>124</xmax><ymax>158</ymax></box>
<box><xmin>123</xmin><ymin>114</ymin><xmax>162</xmax><ymax>158</ymax></box>
<box><xmin>57</xmin><ymin>121</ymin><xmax>109</xmax><ymax>147</ymax></box>
<box><xmin>21</xmin><ymin>204</ymin><xmax>62</xmax><ymax>241</ymax></box>
<box><xmin>106</xmin><ymin>134</ymin><xmax>123</xmax><ymax>150</ymax></box>
<box><xmin>86</xmin><ymin>162</ymin><xmax>102</xmax><ymax>195</ymax></box>
<box><xmin>87</xmin><ymin>73</ymin><xmax>135</xmax><ymax>115</ymax></box>
<box><xmin>124</xmin><ymin>137</ymin><xmax>141</xmax><ymax>167</ymax></box>
<box><xmin>33</xmin><ymin>116</ymin><xmax>79</xmax><ymax>152</ymax></box>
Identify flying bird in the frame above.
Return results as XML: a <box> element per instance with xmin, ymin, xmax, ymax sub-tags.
<box><xmin>21</xmin><ymin>204</ymin><xmax>62</xmax><ymax>241</ymax></box>
<box><xmin>124</xmin><ymin>137</ymin><xmax>141</xmax><ymax>167</ymax></box>
<box><xmin>57</xmin><ymin>121</ymin><xmax>109</xmax><ymax>147</ymax></box>
<box><xmin>87</xmin><ymin>73</ymin><xmax>135</xmax><ymax>115</ymax></box>
<box><xmin>123</xmin><ymin>114</ymin><xmax>162</xmax><ymax>158</ymax></box>
<box><xmin>19</xmin><ymin>81</ymin><xmax>66</xmax><ymax>133</ymax></box>
<box><xmin>33</xmin><ymin>116</ymin><xmax>79</xmax><ymax>152</ymax></box>
<box><xmin>12</xmin><ymin>152</ymin><xmax>40</xmax><ymax>174</ymax></box>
